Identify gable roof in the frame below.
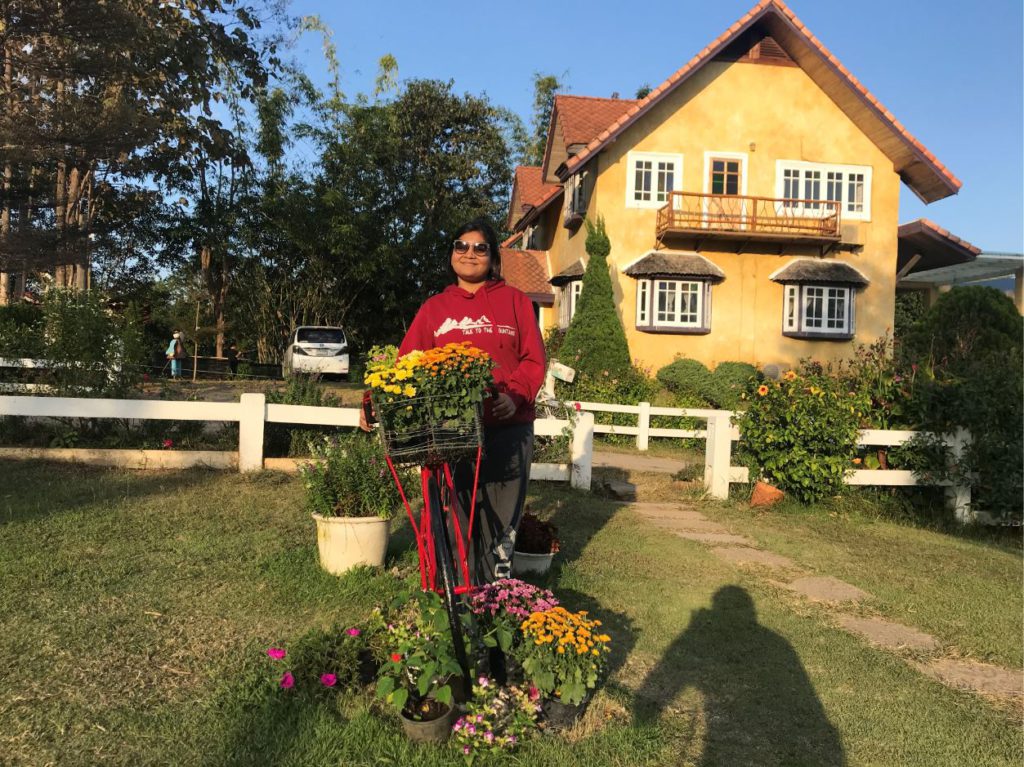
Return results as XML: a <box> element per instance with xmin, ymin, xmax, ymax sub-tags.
<box><xmin>500</xmin><ymin>248</ymin><xmax>554</xmax><ymax>305</ymax></box>
<box><xmin>897</xmin><ymin>218</ymin><xmax>981</xmax><ymax>275</ymax></box>
<box><xmin>541</xmin><ymin>95</ymin><xmax>638</xmax><ymax>182</ymax></box>
<box><xmin>559</xmin><ymin>0</ymin><xmax>961</xmax><ymax>203</ymax></box>
<box><xmin>508</xmin><ymin>166</ymin><xmax>562</xmax><ymax>229</ymax></box>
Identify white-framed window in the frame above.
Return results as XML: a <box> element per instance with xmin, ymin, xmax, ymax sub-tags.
<box><xmin>775</xmin><ymin>160</ymin><xmax>872</xmax><ymax>220</ymax></box>
<box><xmin>626</xmin><ymin>152</ymin><xmax>683</xmax><ymax>209</ymax></box>
<box><xmin>558</xmin><ymin>280</ymin><xmax>582</xmax><ymax>329</ymax></box>
<box><xmin>782</xmin><ymin>283</ymin><xmax>855</xmax><ymax>337</ymax></box>
<box><xmin>635</xmin><ymin>278</ymin><xmax>711</xmax><ymax>331</ymax></box>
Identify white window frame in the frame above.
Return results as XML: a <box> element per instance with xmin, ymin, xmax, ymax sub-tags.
<box><xmin>774</xmin><ymin>160</ymin><xmax>872</xmax><ymax>221</ymax></box>
<box><xmin>782</xmin><ymin>283</ymin><xmax>855</xmax><ymax>337</ymax></box>
<box><xmin>626</xmin><ymin>151</ymin><xmax>683</xmax><ymax>209</ymax></box>
<box><xmin>635</xmin><ymin>278</ymin><xmax>711</xmax><ymax>331</ymax></box>
<box><xmin>558</xmin><ymin>280</ymin><xmax>582</xmax><ymax>329</ymax></box>
<box><xmin>565</xmin><ymin>171</ymin><xmax>588</xmax><ymax>218</ymax></box>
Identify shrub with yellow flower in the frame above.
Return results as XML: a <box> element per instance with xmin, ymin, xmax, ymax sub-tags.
<box><xmin>365</xmin><ymin>342</ymin><xmax>494</xmax><ymax>463</ymax></box>
<box><xmin>514</xmin><ymin>607</ymin><xmax>611</xmax><ymax>706</ymax></box>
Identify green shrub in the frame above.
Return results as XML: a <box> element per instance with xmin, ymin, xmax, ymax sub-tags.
<box><xmin>301</xmin><ymin>432</ymin><xmax>404</xmax><ymax>518</ymax></box>
<box><xmin>0</xmin><ymin>304</ymin><xmax>45</xmax><ymax>358</ymax></box>
<box><xmin>900</xmin><ymin>288</ymin><xmax>1023</xmax><ymax>522</ymax></box>
<box><xmin>706</xmin><ymin>361</ymin><xmax>759</xmax><ymax>410</ymax></box>
<box><xmin>736</xmin><ymin>370</ymin><xmax>870</xmax><ymax>504</ymax></box>
<box><xmin>557</xmin><ymin>217</ymin><xmax>633</xmax><ymax>379</ymax></box>
<box><xmin>265</xmin><ymin>376</ymin><xmax>344</xmax><ymax>457</ymax></box>
<box><xmin>557</xmin><ymin>366</ymin><xmax>658</xmax><ymax>445</ymax></box>
<box><xmin>656</xmin><ymin>358</ymin><xmax>712</xmax><ymax>398</ymax></box>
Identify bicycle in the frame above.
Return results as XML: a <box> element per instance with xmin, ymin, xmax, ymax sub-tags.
<box><xmin>371</xmin><ymin>393</ymin><xmax>485</xmax><ymax>701</ymax></box>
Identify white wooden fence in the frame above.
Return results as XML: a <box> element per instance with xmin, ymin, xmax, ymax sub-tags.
<box><xmin>572</xmin><ymin>401</ymin><xmax>973</xmax><ymax>522</ymax></box>
<box><xmin>0</xmin><ymin>394</ymin><xmax>595</xmax><ymax>490</ymax></box>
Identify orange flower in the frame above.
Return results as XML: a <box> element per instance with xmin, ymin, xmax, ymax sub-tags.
<box><xmin>757</xmin><ymin>385</ymin><xmax>769</xmax><ymax>396</ymax></box>
<box><xmin>852</xmin><ymin>457</ymin><xmax>862</xmax><ymax>465</ymax></box>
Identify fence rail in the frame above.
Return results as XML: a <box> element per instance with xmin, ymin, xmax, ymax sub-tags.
<box><xmin>0</xmin><ymin>394</ymin><xmax>594</xmax><ymax>490</ymax></box>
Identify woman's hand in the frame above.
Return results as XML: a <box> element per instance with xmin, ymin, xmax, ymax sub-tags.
<box><xmin>492</xmin><ymin>392</ymin><xmax>517</xmax><ymax>420</ymax></box>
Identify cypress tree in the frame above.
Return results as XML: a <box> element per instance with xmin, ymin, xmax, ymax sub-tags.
<box><xmin>557</xmin><ymin>216</ymin><xmax>633</xmax><ymax>378</ymax></box>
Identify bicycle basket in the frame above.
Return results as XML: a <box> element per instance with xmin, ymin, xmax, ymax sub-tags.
<box><xmin>374</xmin><ymin>392</ymin><xmax>484</xmax><ymax>467</ymax></box>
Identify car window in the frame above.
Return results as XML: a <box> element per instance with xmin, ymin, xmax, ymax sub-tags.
<box><xmin>296</xmin><ymin>328</ymin><xmax>346</xmax><ymax>344</ymax></box>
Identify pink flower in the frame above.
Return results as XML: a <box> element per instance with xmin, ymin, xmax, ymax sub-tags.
<box><xmin>462</xmin><ymin>746</ymin><xmax>471</xmax><ymax>755</ymax></box>
<box><xmin>573</xmin><ymin>401</ymin><xmax>582</xmax><ymax>412</ymax></box>
<box><xmin>320</xmin><ymin>673</ymin><xmax>337</xmax><ymax>687</ymax></box>
<box><xmin>279</xmin><ymin>672</ymin><xmax>294</xmax><ymax>689</ymax></box>
<box><xmin>477</xmin><ymin>676</ymin><xmax>490</xmax><ymax>687</ymax></box>
<box><xmin>162</xmin><ymin>438</ymin><xmax>174</xmax><ymax>449</ymax></box>
<box><xmin>528</xmin><ymin>686</ymin><xmax>540</xmax><ymax>701</ymax></box>
<box><xmin>266</xmin><ymin>647</ymin><xmax>286</xmax><ymax>660</ymax></box>
<box><xmin>346</xmin><ymin>628</ymin><xmax>361</xmax><ymax>637</ymax></box>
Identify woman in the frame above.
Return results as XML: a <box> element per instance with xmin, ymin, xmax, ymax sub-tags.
<box><xmin>165</xmin><ymin>331</ymin><xmax>185</xmax><ymax>379</ymax></box>
<box><xmin>365</xmin><ymin>216</ymin><xmax>546</xmax><ymax>584</ymax></box>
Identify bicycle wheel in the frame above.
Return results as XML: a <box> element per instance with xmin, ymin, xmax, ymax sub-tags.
<box><xmin>426</xmin><ymin>472</ymin><xmax>473</xmax><ymax>701</ymax></box>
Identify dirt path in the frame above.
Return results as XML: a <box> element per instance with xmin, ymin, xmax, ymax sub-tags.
<box><xmin>627</xmin><ymin>501</ymin><xmax>1024</xmax><ymax>701</ymax></box>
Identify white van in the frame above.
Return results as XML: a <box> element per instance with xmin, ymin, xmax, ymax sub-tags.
<box><xmin>283</xmin><ymin>326</ymin><xmax>349</xmax><ymax>378</ymax></box>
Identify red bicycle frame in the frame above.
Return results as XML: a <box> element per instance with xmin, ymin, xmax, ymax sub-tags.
<box><xmin>384</xmin><ymin>444</ymin><xmax>484</xmax><ymax>595</ymax></box>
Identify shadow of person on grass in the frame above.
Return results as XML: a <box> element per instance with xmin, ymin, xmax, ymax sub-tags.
<box><xmin>635</xmin><ymin>585</ymin><xmax>845</xmax><ymax>767</ymax></box>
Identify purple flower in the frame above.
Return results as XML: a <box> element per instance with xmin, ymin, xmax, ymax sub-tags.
<box><xmin>484</xmin><ymin>731</ymin><xmax>494</xmax><ymax>743</ymax></box>
<box><xmin>462</xmin><ymin>746</ymin><xmax>471</xmax><ymax>755</ymax></box>
<box><xmin>508</xmin><ymin>734</ymin><xmax>517</xmax><ymax>745</ymax></box>
<box><xmin>467</xmin><ymin>724</ymin><xmax>476</xmax><ymax>735</ymax></box>
<box><xmin>320</xmin><ymin>673</ymin><xmax>337</xmax><ymax>687</ymax></box>
<box><xmin>279</xmin><ymin>672</ymin><xmax>294</xmax><ymax>689</ymax></box>
<box><xmin>266</xmin><ymin>647</ymin><xmax>286</xmax><ymax>660</ymax></box>
<box><xmin>346</xmin><ymin>628</ymin><xmax>361</xmax><ymax>637</ymax></box>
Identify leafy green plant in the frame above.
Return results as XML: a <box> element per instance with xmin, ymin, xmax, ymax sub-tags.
<box><xmin>300</xmin><ymin>433</ymin><xmax>405</xmax><ymax>519</ymax></box>
<box><xmin>265</xmin><ymin>375</ymin><xmax>343</xmax><ymax>457</ymax></box>
<box><xmin>375</xmin><ymin>589</ymin><xmax>471</xmax><ymax>718</ymax></box>
<box><xmin>736</xmin><ymin>370</ymin><xmax>870</xmax><ymax>504</ymax></box>
<box><xmin>451</xmin><ymin>678</ymin><xmax>540</xmax><ymax>763</ymax></box>
<box><xmin>516</xmin><ymin>607</ymin><xmax>611</xmax><ymax>706</ymax></box>
<box><xmin>263</xmin><ymin>623</ymin><xmax>375</xmax><ymax>696</ymax></box>
<box><xmin>706</xmin><ymin>361</ymin><xmax>759</xmax><ymax>410</ymax></box>
<box><xmin>656</xmin><ymin>357</ymin><xmax>713</xmax><ymax>399</ymax></box>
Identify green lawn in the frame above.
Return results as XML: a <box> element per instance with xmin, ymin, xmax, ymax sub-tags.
<box><xmin>0</xmin><ymin>461</ymin><xmax>1020</xmax><ymax>766</ymax></box>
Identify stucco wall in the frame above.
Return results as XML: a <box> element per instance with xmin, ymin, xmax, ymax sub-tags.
<box><xmin>545</xmin><ymin>59</ymin><xmax>902</xmax><ymax>372</ymax></box>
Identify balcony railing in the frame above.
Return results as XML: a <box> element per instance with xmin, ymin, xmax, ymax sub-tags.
<box><xmin>656</xmin><ymin>192</ymin><xmax>841</xmax><ymax>243</ymax></box>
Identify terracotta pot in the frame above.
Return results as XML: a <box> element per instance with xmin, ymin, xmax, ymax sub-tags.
<box><xmin>399</xmin><ymin>701</ymin><xmax>456</xmax><ymax>744</ymax></box>
<box><xmin>312</xmin><ymin>513</ymin><xmax>389</xmax><ymax>575</ymax></box>
<box><xmin>512</xmin><ymin>550</ymin><xmax>556</xmax><ymax>575</ymax></box>
<box><xmin>750</xmin><ymin>481</ymin><xmax>785</xmax><ymax>509</ymax></box>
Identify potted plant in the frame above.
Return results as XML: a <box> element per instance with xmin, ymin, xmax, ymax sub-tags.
<box><xmin>514</xmin><ymin>606</ymin><xmax>612</xmax><ymax>730</ymax></box>
<box><xmin>451</xmin><ymin>676</ymin><xmax>541</xmax><ymax>762</ymax></box>
<box><xmin>375</xmin><ymin>589</ymin><xmax>472</xmax><ymax>743</ymax></box>
<box><xmin>512</xmin><ymin>511</ymin><xmax>560</xmax><ymax>575</ymax></box>
<box><xmin>301</xmin><ymin>433</ymin><xmax>404</xmax><ymax>575</ymax></box>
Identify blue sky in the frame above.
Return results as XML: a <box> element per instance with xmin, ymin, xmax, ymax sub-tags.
<box><xmin>287</xmin><ymin>0</ymin><xmax>1023</xmax><ymax>252</ymax></box>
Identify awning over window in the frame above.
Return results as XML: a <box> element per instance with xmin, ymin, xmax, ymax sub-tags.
<box><xmin>769</xmin><ymin>258</ymin><xmax>868</xmax><ymax>286</ymax></box>
<box><xmin>549</xmin><ymin>259</ymin><xmax>585</xmax><ymax>286</ymax></box>
<box><xmin>622</xmin><ymin>251</ymin><xmax>725</xmax><ymax>282</ymax></box>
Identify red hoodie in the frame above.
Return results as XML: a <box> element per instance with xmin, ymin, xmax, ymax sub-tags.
<box><xmin>398</xmin><ymin>280</ymin><xmax>546</xmax><ymax>426</ymax></box>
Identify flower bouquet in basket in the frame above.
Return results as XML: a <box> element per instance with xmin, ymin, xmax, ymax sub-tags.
<box><xmin>364</xmin><ymin>342</ymin><xmax>494</xmax><ymax>464</ymax></box>
<box><xmin>515</xmin><ymin>607</ymin><xmax>612</xmax><ymax>710</ymax></box>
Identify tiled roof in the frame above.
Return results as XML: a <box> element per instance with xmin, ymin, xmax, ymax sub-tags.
<box><xmin>501</xmin><ymin>230</ymin><xmax>524</xmax><ymax>248</ymax></box>
<box><xmin>554</xmin><ymin>95</ymin><xmax>639</xmax><ymax>147</ymax></box>
<box><xmin>515</xmin><ymin>166</ymin><xmax>560</xmax><ymax>209</ymax></box>
<box><xmin>769</xmin><ymin>258</ymin><xmax>869</xmax><ymax>285</ymax></box>
<box><xmin>560</xmin><ymin>0</ymin><xmax>960</xmax><ymax>203</ymax></box>
<box><xmin>500</xmin><ymin>248</ymin><xmax>553</xmax><ymax>305</ymax></box>
<box><xmin>898</xmin><ymin>219</ymin><xmax>981</xmax><ymax>257</ymax></box>
<box><xmin>896</xmin><ymin>218</ymin><xmax>980</xmax><ymax>275</ymax></box>
<box><xmin>623</xmin><ymin>251</ymin><xmax>725</xmax><ymax>281</ymax></box>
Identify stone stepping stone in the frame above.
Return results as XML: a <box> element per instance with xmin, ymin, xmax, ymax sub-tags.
<box><xmin>603</xmin><ymin>480</ymin><xmax>637</xmax><ymax>501</ymax></box>
<box><xmin>711</xmin><ymin>546</ymin><xmax>796</xmax><ymax>569</ymax></box>
<box><xmin>836</xmin><ymin>615</ymin><xmax>939</xmax><ymax>652</ymax></box>
<box><xmin>787</xmin><ymin>576</ymin><xmax>871</xmax><ymax>603</ymax></box>
<box><xmin>914</xmin><ymin>658</ymin><xmax>1023</xmax><ymax>697</ymax></box>
<box><xmin>674</xmin><ymin>531</ymin><xmax>755</xmax><ymax>546</ymax></box>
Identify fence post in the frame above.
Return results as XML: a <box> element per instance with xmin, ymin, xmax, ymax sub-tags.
<box><xmin>637</xmin><ymin>401</ymin><xmax>651</xmax><ymax>451</ymax></box>
<box><xmin>238</xmin><ymin>393</ymin><xmax>266</xmax><ymax>472</ymax></box>
<box><xmin>945</xmin><ymin>428</ymin><xmax>973</xmax><ymax>524</ymax></box>
<box><xmin>570</xmin><ymin>411</ymin><xmax>594</xmax><ymax>491</ymax></box>
<box><xmin>703</xmin><ymin>410</ymin><xmax>732</xmax><ymax>500</ymax></box>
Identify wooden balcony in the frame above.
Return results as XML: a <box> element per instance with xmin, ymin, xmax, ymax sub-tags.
<box><xmin>656</xmin><ymin>192</ymin><xmax>842</xmax><ymax>247</ymax></box>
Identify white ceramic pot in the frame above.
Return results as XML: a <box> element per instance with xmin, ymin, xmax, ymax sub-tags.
<box><xmin>512</xmin><ymin>550</ymin><xmax>555</xmax><ymax>575</ymax></box>
<box><xmin>312</xmin><ymin>513</ymin><xmax>389</xmax><ymax>575</ymax></box>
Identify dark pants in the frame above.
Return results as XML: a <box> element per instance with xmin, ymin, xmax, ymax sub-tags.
<box><xmin>452</xmin><ymin>421</ymin><xmax>534</xmax><ymax>586</ymax></box>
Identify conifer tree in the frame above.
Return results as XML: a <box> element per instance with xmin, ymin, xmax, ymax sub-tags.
<box><xmin>557</xmin><ymin>216</ymin><xmax>633</xmax><ymax>378</ymax></box>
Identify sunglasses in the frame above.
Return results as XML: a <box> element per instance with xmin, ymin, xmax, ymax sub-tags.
<box><xmin>452</xmin><ymin>240</ymin><xmax>490</xmax><ymax>255</ymax></box>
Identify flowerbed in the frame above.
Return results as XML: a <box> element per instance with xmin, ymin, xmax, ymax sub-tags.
<box><xmin>262</xmin><ymin>576</ymin><xmax>613</xmax><ymax>755</ymax></box>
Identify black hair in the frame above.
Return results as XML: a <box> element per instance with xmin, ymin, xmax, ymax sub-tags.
<box><xmin>449</xmin><ymin>216</ymin><xmax>502</xmax><ymax>281</ymax></box>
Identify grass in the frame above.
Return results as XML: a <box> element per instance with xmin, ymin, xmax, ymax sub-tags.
<box><xmin>0</xmin><ymin>461</ymin><xmax>1020</xmax><ymax>766</ymax></box>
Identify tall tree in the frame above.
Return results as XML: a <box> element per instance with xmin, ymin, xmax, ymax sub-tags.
<box><xmin>523</xmin><ymin>73</ymin><xmax>564</xmax><ymax>167</ymax></box>
<box><xmin>0</xmin><ymin>0</ymin><xmax>277</xmax><ymax>303</ymax></box>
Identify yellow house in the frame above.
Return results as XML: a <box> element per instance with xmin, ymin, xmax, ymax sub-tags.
<box><xmin>502</xmin><ymin>0</ymin><xmax>979</xmax><ymax>373</ymax></box>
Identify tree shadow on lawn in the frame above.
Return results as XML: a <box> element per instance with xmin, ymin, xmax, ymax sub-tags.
<box><xmin>634</xmin><ymin>585</ymin><xmax>846</xmax><ymax>767</ymax></box>
<box><xmin>0</xmin><ymin>460</ymin><xmax>223</xmax><ymax>526</ymax></box>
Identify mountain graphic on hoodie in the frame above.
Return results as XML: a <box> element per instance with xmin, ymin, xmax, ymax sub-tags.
<box><xmin>434</xmin><ymin>315</ymin><xmax>492</xmax><ymax>337</ymax></box>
